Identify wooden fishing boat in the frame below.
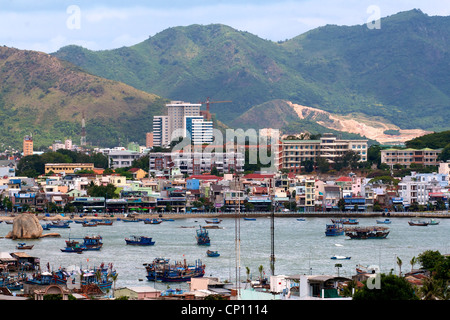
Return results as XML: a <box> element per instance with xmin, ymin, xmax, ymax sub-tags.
<box><xmin>205</xmin><ymin>218</ymin><xmax>222</xmax><ymax>224</ymax></box>
<box><xmin>49</xmin><ymin>221</ymin><xmax>70</xmax><ymax>228</ymax></box>
<box><xmin>144</xmin><ymin>258</ymin><xmax>205</xmax><ymax>282</ymax></box>
<box><xmin>345</xmin><ymin>226</ymin><xmax>389</xmax><ymax>239</ymax></box>
<box><xmin>82</xmin><ymin>221</ymin><xmax>98</xmax><ymax>227</ymax></box>
<box><xmin>196</xmin><ymin>226</ymin><xmax>210</xmax><ymax>246</ymax></box>
<box><xmin>60</xmin><ymin>245</ymin><xmax>83</xmax><ymax>253</ymax></box>
<box><xmin>122</xmin><ymin>218</ymin><xmax>140</xmax><ymax>222</ymax></box>
<box><xmin>125</xmin><ymin>235</ymin><xmax>155</xmax><ymax>246</ymax></box>
<box><xmin>376</xmin><ymin>218</ymin><xmax>391</xmax><ymax>224</ymax></box>
<box><xmin>16</xmin><ymin>243</ymin><xmax>34</xmax><ymax>250</ymax></box>
<box><xmin>144</xmin><ymin>218</ymin><xmax>162</xmax><ymax>224</ymax></box>
<box><xmin>243</xmin><ymin>217</ymin><xmax>256</xmax><ymax>221</ymax></box>
<box><xmin>97</xmin><ymin>219</ymin><xmax>114</xmax><ymax>225</ymax></box>
<box><xmin>206</xmin><ymin>250</ymin><xmax>220</xmax><ymax>257</ymax></box>
<box><xmin>408</xmin><ymin>220</ymin><xmax>429</xmax><ymax>226</ymax></box>
<box><xmin>332</xmin><ymin>218</ymin><xmax>359</xmax><ymax>225</ymax></box>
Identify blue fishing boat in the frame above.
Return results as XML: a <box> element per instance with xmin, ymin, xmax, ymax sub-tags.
<box><xmin>376</xmin><ymin>218</ymin><xmax>391</xmax><ymax>224</ymax></box>
<box><xmin>297</xmin><ymin>218</ymin><xmax>306</xmax><ymax>221</ymax></box>
<box><xmin>125</xmin><ymin>235</ymin><xmax>155</xmax><ymax>246</ymax></box>
<box><xmin>243</xmin><ymin>217</ymin><xmax>256</xmax><ymax>221</ymax></box>
<box><xmin>144</xmin><ymin>218</ymin><xmax>163</xmax><ymax>224</ymax></box>
<box><xmin>65</xmin><ymin>235</ymin><xmax>103</xmax><ymax>251</ymax></box>
<box><xmin>16</xmin><ymin>242</ymin><xmax>34</xmax><ymax>249</ymax></box>
<box><xmin>429</xmin><ymin>219</ymin><xmax>439</xmax><ymax>225</ymax></box>
<box><xmin>82</xmin><ymin>221</ymin><xmax>98</xmax><ymax>227</ymax></box>
<box><xmin>332</xmin><ymin>218</ymin><xmax>359</xmax><ymax>225</ymax></box>
<box><xmin>325</xmin><ymin>223</ymin><xmax>344</xmax><ymax>236</ymax></box>
<box><xmin>60</xmin><ymin>245</ymin><xmax>84</xmax><ymax>253</ymax></box>
<box><xmin>48</xmin><ymin>221</ymin><xmax>70</xmax><ymax>228</ymax></box>
<box><xmin>196</xmin><ymin>226</ymin><xmax>210</xmax><ymax>246</ymax></box>
<box><xmin>144</xmin><ymin>258</ymin><xmax>205</xmax><ymax>282</ymax></box>
<box><xmin>206</xmin><ymin>250</ymin><xmax>220</xmax><ymax>257</ymax></box>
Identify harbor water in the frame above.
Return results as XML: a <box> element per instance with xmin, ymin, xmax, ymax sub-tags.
<box><xmin>1</xmin><ymin>216</ymin><xmax>449</xmax><ymax>291</ymax></box>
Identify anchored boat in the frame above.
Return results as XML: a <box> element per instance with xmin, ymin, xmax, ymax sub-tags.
<box><xmin>196</xmin><ymin>226</ymin><xmax>211</xmax><ymax>246</ymax></box>
<box><xmin>125</xmin><ymin>235</ymin><xmax>155</xmax><ymax>246</ymax></box>
<box><xmin>144</xmin><ymin>258</ymin><xmax>205</xmax><ymax>282</ymax></box>
<box><xmin>345</xmin><ymin>226</ymin><xmax>389</xmax><ymax>239</ymax></box>
<box><xmin>325</xmin><ymin>223</ymin><xmax>344</xmax><ymax>236</ymax></box>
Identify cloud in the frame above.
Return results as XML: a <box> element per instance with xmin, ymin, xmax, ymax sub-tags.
<box><xmin>0</xmin><ymin>0</ymin><xmax>448</xmax><ymax>53</ymax></box>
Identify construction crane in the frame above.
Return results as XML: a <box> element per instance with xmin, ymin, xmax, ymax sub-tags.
<box><xmin>198</xmin><ymin>97</ymin><xmax>232</xmax><ymax>121</ymax></box>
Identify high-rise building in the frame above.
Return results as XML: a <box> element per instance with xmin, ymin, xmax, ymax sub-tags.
<box><xmin>146</xmin><ymin>132</ymin><xmax>154</xmax><ymax>148</ymax></box>
<box><xmin>185</xmin><ymin>116</ymin><xmax>213</xmax><ymax>145</ymax></box>
<box><xmin>23</xmin><ymin>135</ymin><xmax>33</xmax><ymax>157</ymax></box>
<box><xmin>152</xmin><ymin>116</ymin><xmax>169</xmax><ymax>147</ymax></box>
<box><xmin>152</xmin><ymin>101</ymin><xmax>202</xmax><ymax>147</ymax></box>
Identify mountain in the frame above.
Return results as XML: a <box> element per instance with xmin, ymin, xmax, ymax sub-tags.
<box><xmin>53</xmin><ymin>9</ymin><xmax>450</xmax><ymax>133</ymax></box>
<box><xmin>0</xmin><ymin>46</ymin><xmax>166</xmax><ymax>149</ymax></box>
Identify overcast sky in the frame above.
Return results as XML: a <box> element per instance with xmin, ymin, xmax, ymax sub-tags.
<box><xmin>1</xmin><ymin>0</ymin><xmax>449</xmax><ymax>53</ymax></box>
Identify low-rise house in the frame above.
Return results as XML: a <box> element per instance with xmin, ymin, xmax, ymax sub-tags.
<box><xmin>114</xmin><ymin>286</ymin><xmax>161</xmax><ymax>300</ymax></box>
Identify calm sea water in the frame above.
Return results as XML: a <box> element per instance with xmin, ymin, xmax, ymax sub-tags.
<box><xmin>1</xmin><ymin>216</ymin><xmax>449</xmax><ymax>291</ymax></box>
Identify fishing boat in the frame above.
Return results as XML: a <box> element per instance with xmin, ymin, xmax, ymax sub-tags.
<box><xmin>122</xmin><ymin>218</ymin><xmax>140</xmax><ymax>222</ymax></box>
<box><xmin>49</xmin><ymin>221</ymin><xmax>70</xmax><ymax>228</ymax></box>
<box><xmin>41</xmin><ymin>224</ymin><xmax>50</xmax><ymax>230</ymax></box>
<box><xmin>345</xmin><ymin>226</ymin><xmax>389</xmax><ymax>239</ymax></box>
<box><xmin>144</xmin><ymin>258</ymin><xmax>205</xmax><ymax>282</ymax></box>
<box><xmin>429</xmin><ymin>219</ymin><xmax>440</xmax><ymax>225</ymax></box>
<box><xmin>296</xmin><ymin>218</ymin><xmax>306</xmax><ymax>221</ymax></box>
<box><xmin>332</xmin><ymin>218</ymin><xmax>359</xmax><ymax>225</ymax></box>
<box><xmin>376</xmin><ymin>218</ymin><xmax>391</xmax><ymax>224</ymax></box>
<box><xmin>330</xmin><ymin>255</ymin><xmax>351</xmax><ymax>260</ymax></box>
<box><xmin>16</xmin><ymin>243</ymin><xmax>34</xmax><ymax>250</ymax></box>
<box><xmin>161</xmin><ymin>218</ymin><xmax>174</xmax><ymax>222</ymax></box>
<box><xmin>206</xmin><ymin>250</ymin><xmax>220</xmax><ymax>257</ymax></box>
<box><xmin>82</xmin><ymin>221</ymin><xmax>98</xmax><ymax>227</ymax></box>
<box><xmin>125</xmin><ymin>235</ymin><xmax>155</xmax><ymax>246</ymax></box>
<box><xmin>97</xmin><ymin>219</ymin><xmax>114</xmax><ymax>225</ymax></box>
<box><xmin>65</xmin><ymin>236</ymin><xmax>103</xmax><ymax>251</ymax></box>
<box><xmin>243</xmin><ymin>217</ymin><xmax>256</xmax><ymax>221</ymax></box>
<box><xmin>196</xmin><ymin>226</ymin><xmax>210</xmax><ymax>246</ymax></box>
<box><xmin>325</xmin><ymin>223</ymin><xmax>344</xmax><ymax>236</ymax></box>
<box><xmin>408</xmin><ymin>220</ymin><xmax>429</xmax><ymax>226</ymax></box>
<box><xmin>144</xmin><ymin>218</ymin><xmax>163</xmax><ymax>224</ymax></box>
<box><xmin>5</xmin><ymin>220</ymin><xmax>13</xmax><ymax>225</ymax></box>
<box><xmin>60</xmin><ymin>245</ymin><xmax>84</xmax><ymax>253</ymax></box>
<box><xmin>205</xmin><ymin>218</ymin><xmax>222</xmax><ymax>224</ymax></box>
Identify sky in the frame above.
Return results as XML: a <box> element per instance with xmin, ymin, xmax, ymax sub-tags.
<box><xmin>1</xmin><ymin>0</ymin><xmax>449</xmax><ymax>53</ymax></box>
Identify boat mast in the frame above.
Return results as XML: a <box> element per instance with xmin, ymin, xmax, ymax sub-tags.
<box><xmin>270</xmin><ymin>176</ymin><xmax>275</xmax><ymax>276</ymax></box>
<box><xmin>234</xmin><ymin>173</ymin><xmax>241</xmax><ymax>297</ymax></box>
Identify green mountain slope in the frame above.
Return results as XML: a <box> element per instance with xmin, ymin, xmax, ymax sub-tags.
<box><xmin>53</xmin><ymin>10</ymin><xmax>450</xmax><ymax>132</ymax></box>
<box><xmin>0</xmin><ymin>46</ymin><xmax>166</xmax><ymax>149</ymax></box>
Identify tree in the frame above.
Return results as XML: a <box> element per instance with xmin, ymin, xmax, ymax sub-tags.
<box><xmin>352</xmin><ymin>273</ymin><xmax>418</xmax><ymax>300</ymax></box>
<box><xmin>397</xmin><ymin>257</ymin><xmax>403</xmax><ymax>277</ymax></box>
<box><xmin>315</xmin><ymin>157</ymin><xmax>329</xmax><ymax>173</ymax></box>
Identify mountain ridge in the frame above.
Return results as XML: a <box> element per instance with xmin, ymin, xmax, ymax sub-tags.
<box><xmin>52</xmin><ymin>9</ymin><xmax>450</xmax><ymax>133</ymax></box>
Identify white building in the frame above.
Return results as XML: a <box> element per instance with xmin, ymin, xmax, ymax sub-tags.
<box><xmin>185</xmin><ymin>116</ymin><xmax>213</xmax><ymax>145</ymax></box>
<box><xmin>398</xmin><ymin>176</ymin><xmax>429</xmax><ymax>206</ymax></box>
<box><xmin>152</xmin><ymin>115</ymin><xmax>169</xmax><ymax>147</ymax></box>
<box><xmin>108</xmin><ymin>150</ymin><xmax>142</xmax><ymax>169</ymax></box>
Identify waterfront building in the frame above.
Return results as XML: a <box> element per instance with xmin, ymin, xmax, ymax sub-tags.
<box><xmin>381</xmin><ymin>148</ymin><xmax>442</xmax><ymax>167</ymax></box>
<box><xmin>275</xmin><ymin>133</ymin><xmax>368</xmax><ymax>173</ymax></box>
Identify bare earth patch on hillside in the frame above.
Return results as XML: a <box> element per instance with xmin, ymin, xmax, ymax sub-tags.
<box><xmin>287</xmin><ymin>102</ymin><xmax>431</xmax><ymax>144</ymax></box>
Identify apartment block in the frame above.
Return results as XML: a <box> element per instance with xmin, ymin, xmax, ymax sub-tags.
<box><xmin>152</xmin><ymin>116</ymin><xmax>169</xmax><ymax>147</ymax></box>
<box><xmin>185</xmin><ymin>116</ymin><xmax>213</xmax><ymax>145</ymax></box>
<box><xmin>108</xmin><ymin>150</ymin><xmax>142</xmax><ymax>169</ymax></box>
<box><xmin>276</xmin><ymin>133</ymin><xmax>368</xmax><ymax>173</ymax></box>
<box><xmin>381</xmin><ymin>148</ymin><xmax>442</xmax><ymax>167</ymax></box>
<box><xmin>23</xmin><ymin>135</ymin><xmax>33</xmax><ymax>157</ymax></box>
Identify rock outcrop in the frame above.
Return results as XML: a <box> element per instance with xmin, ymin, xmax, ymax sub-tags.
<box><xmin>6</xmin><ymin>213</ymin><xmax>43</xmax><ymax>239</ymax></box>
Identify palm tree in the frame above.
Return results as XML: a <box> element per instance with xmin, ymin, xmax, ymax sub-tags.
<box><xmin>245</xmin><ymin>267</ymin><xmax>250</xmax><ymax>282</ymax></box>
<box><xmin>110</xmin><ymin>273</ymin><xmax>119</xmax><ymax>298</ymax></box>
<box><xmin>397</xmin><ymin>256</ymin><xmax>403</xmax><ymax>277</ymax></box>
<box><xmin>419</xmin><ymin>277</ymin><xmax>445</xmax><ymax>300</ymax></box>
<box><xmin>258</xmin><ymin>265</ymin><xmax>264</xmax><ymax>282</ymax></box>
<box><xmin>410</xmin><ymin>256</ymin><xmax>417</xmax><ymax>272</ymax></box>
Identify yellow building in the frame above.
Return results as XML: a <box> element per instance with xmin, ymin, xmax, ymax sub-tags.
<box><xmin>45</xmin><ymin>163</ymin><xmax>94</xmax><ymax>174</ymax></box>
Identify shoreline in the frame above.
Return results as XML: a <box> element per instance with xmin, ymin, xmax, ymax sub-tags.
<box><xmin>1</xmin><ymin>210</ymin><xmax>449</xmax><ymax>222</ymax></box>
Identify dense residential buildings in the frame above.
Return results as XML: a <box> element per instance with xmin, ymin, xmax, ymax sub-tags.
<box><xmin>275</xmin><ymin>133</ymin><xmax>368</xmax><ymax>173</ymax></box>
<box><xmin>107</xmin><ymin>150</ymin><xmax>142</xmax><ymax>169</ymax></box>
<box><xmin>148</xmin><ymin>151</ymin><xmax>244</xmax><ymax>175</ymax></box>
<box><xmin>381</xmin><ymin>148</ymin><xmax>442</xmax><ymax>167</ymax></box>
